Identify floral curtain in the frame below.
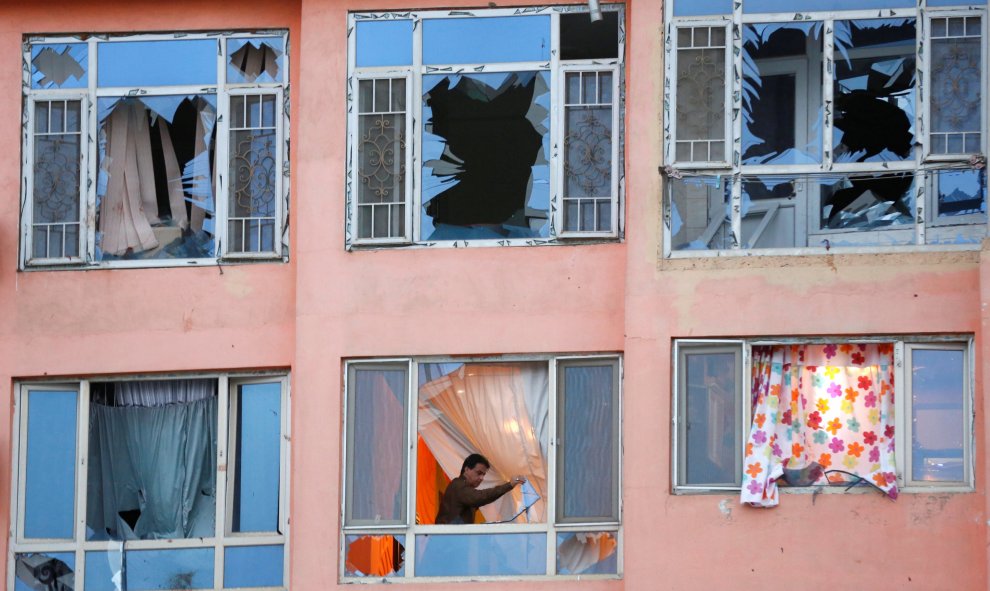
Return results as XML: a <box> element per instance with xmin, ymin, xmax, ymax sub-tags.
<box><xmin>741</xmin><ymin>343</ymin><xmax>898</xmax><ymax>507</ymax></box>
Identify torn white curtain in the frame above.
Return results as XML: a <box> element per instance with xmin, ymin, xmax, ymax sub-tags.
<box><xmin>86</xmin><ymin>380</ymin><xmax>217</xmax><ymax>540</ymax></box>
<box><xmin>418</xmin><ymin>364</ymin><xmax>549</xmax><ymax>523</ymax></box>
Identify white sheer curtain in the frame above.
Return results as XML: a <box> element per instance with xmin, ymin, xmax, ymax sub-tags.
<box><xmin>86</xmin><ymin>379</ymin><xmax>217</xmax><ymax>540</ymax></box>
<box><xmin>418</xmin><ymin>363</ymin><xmax>548</xmax><ymax>523</ymax></box>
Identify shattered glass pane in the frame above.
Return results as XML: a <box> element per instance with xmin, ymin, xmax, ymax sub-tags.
<box><xmin>740</xmin><ymin>177</ymin><xmax>803</xmax><ymax>248</ymax></box>
<box><xmin>345</xmin><ymin>535</ymin><xmax>405</xmax><ymax>577</ymax></box>
<box><xmin>347</xmin><ymin>367</ymin><xmax>407</xmax><ymax>525</ymax></box>
<box><xmin>675</xmin><ymin>26</ymin><xmax>726</xmax><ymax>162</ymax></box>
<box><xmin>31</xmin><ymin>43</ymin><xmax>87</xmax><ymax>89</ymax></box>
<box><xmin>560</xmin><ymin>12</ymin><xmax>619</xmax><ymax>60</ymax></box>
<box><xmin>32</xmin><ymin>99</ymin><xmax>82</xmax><ymax>259</ymax></box>
<box><xmin>15</xmin><ymin>552</ymin><xmax>75</xmax><ymax>591</ymax></box>
<box><xmin>95</xmin><ymin>95</ymin><xmax>217</xmax><ymax>261</ymax></box>
<box><xmin>415</xmin><ymin>534</ymin><xmax>546</xmax><ymax>576</ymax></box>
<box><xmin>669</xmin><ymin>177</ymin><xmax>731</xmax><ymax>250</ymax></box>
<box><xmin>563</xmin><ymin>71</ymin><xmax>613</xmax><ymax>232</ymax></box>
<box><xmin>358</xmin><ymin>78</ymin><xmax>407</xmax><ymax>240</ymax></box>
<box><xmin>423</xmin><ymin>16</ymin><xmax>550</xmax><ymax>65</ymax></box>
<box><xmin>911</xmin><ymin>349</ymin><xmax>965</xmax><ymax>482</ymax></box>
<box><xmin>24</xmin><ymin>390</ymin><xmax>77</xmax><ymax>539</ymax></box>
<box><xmin>742</xmin><ymin>23</ymin><xmax>823</xmax><ymax>165</ymax></box>
<box><xmin>833</xmin><ymin>19</ymin><xmax>916</xmax><ymax>163</ymax></box>
<box><xmin>559</xmin><ymin>364</ymin><xmax>617</xmax><ymax>521</ymax></box>
<box><xmin>105</xmin><ymin>549</ymin><xmax>213</xmax><ymax>590</ymax></box>
<box><xmin>224</xmin><ymin>545</ymin><xmax>284</xmax><ymax>588</ymax></box>
<box><xmin>936</xmin><ymin>170</ymin><xmax>986</xmax><ymax>218</ymax></box>
<box><xmin>229</xmin><ymin>94</ymin><xmax>279</xmax><ymax>253</ymax></box>
<box><xmin>231</xmin><ymin>382</ymin><xmax>281</xmax><ymax>533</ymax></box>
<box><xmin>227</xmin><ymin>37</ymin><xmax>284</xmax><ymax>84</ymax></box>
<box><xmin>556</xmin><ymin>532</ymin><xmax>618</xmax><ymax>575</ymax></box>
<box><xmin>97</xmin><ymin>40</ymin><xmax>217</xmax><ymax>87</ymax></box>
<box><xmin>422</xmin><ymin>72</ymin><xmax>550</xmax><ymax>240</ymax></box>
<box><xmin>930</xmin><ymin>17</ymin><xmax>981</xmax><ymax>155</ymax></box>
<box><xmin>355</xmin><ymin>20</ymin><xmax>414</xmax><ymax>67</ymax></box>
<box><xmin>682</xmin><ymin>351</ymin><xmax>740</xmax><ymax>485</ymax></box>
<box><xmin>819</xmin><ymin>172</ymin><xmax>914</xmax><ymax>230</ymax></box>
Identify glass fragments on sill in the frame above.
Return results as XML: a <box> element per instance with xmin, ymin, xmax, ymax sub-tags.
<box><xmin>421</xmin><ymin>72</ymin><xmax>551</xmax><ymax>240</ymax></box>
<box><xmin>95</xmin><ymin>95</ymin><xmax>217</xmax><ymax>261</ymax></box>
<box><xmin>345</xmin><ymin>535</ymin><xmax>405</xmax><ymax>578</ymax></box>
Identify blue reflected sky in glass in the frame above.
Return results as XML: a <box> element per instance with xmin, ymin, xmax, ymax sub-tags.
<box><xmin>234</xmin><ymin>382</ymin><xmax>281</xmax><ymax>533</ymax></box>
<box><xmin>418</xmin><ymin>363</ymin><xmax>464</xmax><ymax>387</ymax></box>
<box><xmin>415</xmin><ymin>534</ymin><xmax>546</xmax><ymax>576</ymax></box>
<box><xmin>85</xmin><ymin>550</ymin><xmax>123</xmax><ymax>591</ymax></box>
<box><xmin>24</xmin><ymin>390</ymin><xmax>77</xmax><ymax>539</ymax></box>
<box><xmin>421</xmin><ymin>71</ymin><xmax>551</xmax><ymax>240</ymax></box>
<box><xmin>423</xmin><ymin>16</ymin><xmax>550</xmax><ymax>64</ymax></box>
<box><xmin>938</xmin><ymin>170</ymin><xmax>986</xmax><ymax>217</ymax></box>
<box><xmin>227</xmin><ymin>37</ymin><xmax>285</xmax><ymax>83</ymax></box>
<box><xmin>673</xmin><ymin>0</ymin><xmax>732</xmax><ymax>16</ymax></box>
<box><xmin>745</xmin><ymin>0</ymin><xmax>911</xmax><ymax>11</ymax></box>
<box><xmin>556</xmin><ymin>533</ymin><xmax>618</xmax><ymax>575</ymax></box>
<box><xmin>97</xmin><ymin>40</ymin><xmax>217</xmax><ymax>87</ymax></box>
<box><xmin>224</xmin><ymin>545</ymin><xmax>284</xmax><ymax>588</ymax></box>
<box><xmin>125</xmin><ymin>548</ymin><xmax>214</xmax><ymax>590</ymax></box>
<box><xmin>31</xmin><ymin>43</ymin><xmax>88</xmax><ymax>89</ymax></box>
<box><xmin>356</xmin><ymin>20</ymin><xmax>414</xmax><ymax>67</ymax></box>
<box><xmin>912</xmin><ymin>349</ymin><xmax>965</xmax><ymax>482</ymax></box>
<box><xmin>14</xmin><ymin>552</ymin><xmax>75</xmax><ymax>591</ymax></box>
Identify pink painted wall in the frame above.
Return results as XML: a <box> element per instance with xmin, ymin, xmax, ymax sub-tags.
<box><xmin>2</xmin><ymin>0</ymin><xmax>988</xmax><ymax>589</ymax></box>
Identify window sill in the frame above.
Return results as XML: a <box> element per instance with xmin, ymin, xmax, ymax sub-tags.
<box><xmin>346</xmin><ymin>236</ymin><xmax>621</xmax><ymax>251</ymax></box>
<box><xmin>20</xmin><ymin>255</ymin><xmax>289</xmax><ymax>272</ymax></box>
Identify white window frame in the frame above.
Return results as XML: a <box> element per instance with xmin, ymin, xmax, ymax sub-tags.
<box><xmin>664</xmin><ymin>4</ymin><xmax>989</xmax><ymax>258</ymax></box>
<box><xmin>8</xmin><ymin>373</ymin><xmax>291</xmax><ymax>591</ymax></box>
<box><xmin>340</xmin><ymin>354</ymin><xmax>622</xmax><ymax>581</ymax></box>
<box><xmin>20</xmin><ymin>31</ymin><xmax>291</xmax><ymax>270</ymax></box>
<box><xmin>672</xmin><ymin>337</ymin><xmax>974</xmax><ymax>494</ymax></box>
<box><xmin>345</xmin><ymin>6</ymin><xmax>625</xmax><ymax>250</ymax></box>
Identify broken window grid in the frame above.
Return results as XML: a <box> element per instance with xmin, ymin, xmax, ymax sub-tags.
<box><xmin>229</xmin><ymin>93</ymin><xmax>280</xmax><ymax>253</ymax></box>
<box><xmin>930</xmin><ymin>16</ymin><xmax>982</xmax><ymax>155</ymax></box>
<box><xmin>563</xmin><ymin>70</ymin><xmax>615</xmax><ymax>233</ymax></box>
<box><xmin>347</xmin><ymin>7</ymin><xmax>624</xmax><ymax>247</ymax></box>
<box><xmin>32</xmin><ymin>99</ymin><xmax>82</xmax><ymax>259</ymax></box>
<box><xmin>357</xmin><ymin>77</ymin><xmax>408</xmax><ymax>241</ymax></box>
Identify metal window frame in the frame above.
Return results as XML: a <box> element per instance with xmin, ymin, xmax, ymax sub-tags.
<box><xmin>20</xmin><ymin>31</ymin><xmax>290</xmax><ymax>270</ymax></box>
<box><xmin>340</xmin><ymin>353</ymin><xmax>622</xmax><ymax>582</ymax></box>
<box><xmin>344</xmin><ymin>5</ymin><xmax>626</xmax><ymax>251</ymax></box>
<box><xmin>8</xmin><ymin>373</ymin><xmax>291</xmax><ymax>591</ymax></box>
<box><xmin>663</xmin><ymin>4</ymin><xmax>990</xmax><ymax>258</ymax></box>
<box><xmin>671</xmin><ymin>336</ymin><xmax>975</xmax><ymax>496</ymax></box>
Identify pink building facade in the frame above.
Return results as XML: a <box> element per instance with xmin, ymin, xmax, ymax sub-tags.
<box><xmin>0</xmin><ymin>0</ymin><xmax>987</xmax><ymax>589</ymax></box>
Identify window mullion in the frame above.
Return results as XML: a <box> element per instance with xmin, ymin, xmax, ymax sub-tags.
<box><xmin>547</xmin><ymin>358</ymin><xmax>559</xmax><ymax>575</ymax></box>
<box><xmin>216</xmin><ymin>42</ymin><xmax>230</xmax><ymax>259</ymax></box>
<box><xmin>411</xmin><ymin>18</ymin><xmax>424</xmax><ymax>245</ymax></box>
<box><xmin>215</xmin><ymin>375</ymin><xmax>230</xmax><ymax>589</ymax></box>
<box><xmin>405</xmin><ymin>360</ymin><xmax>417</xmax><ymax>579</ymax></box>
<box><xmin>894</xmin><ymin>341</ymin><xmax>908</xmax><ymax>485</ymax></box>
<box><xmin>75</xmin><ymin>380</ymin><xmax>90</xmax><ymax>589</ymax></box>
<box><xmin>823</xmin><ymin>18</ymin><xmax>835</xmax><ymax>169</ymax></box>
<box><xmin>550</xmin><ymin>11</ymin><xmax>562</xmax><ymax>239</ymax></box>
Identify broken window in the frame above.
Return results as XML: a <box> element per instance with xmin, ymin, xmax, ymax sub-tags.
<box><xmin>343</xmin><ymin>355</ymin><xmax>621</xmax><ymax>579</ymax></box>
<box><xmin>12</xmin><ymin>375</ymin><xmax>288</xmax><ymax>590</ymax></box>
<box><xmin>673</xmin><ymin>339</ymin><xmax>973</xmax><ymax>497</ymax></box>
<box><xmin>742</xmin><ymin>23</ymin><xmax>823</xmax><ymax>165</ymax></box>
<box><xmin>348</xmin><ymin>7</ymin><xmax>624</xmax><ymax>247</ymax></box>
<box><xmin>21</xmin><ymin>32</ymin><xmax>288</xmax><ymax>268</ymax></box>
<box><xmin>666</xmin><ymin>6</ymin><xmax>986</xmax><ymax>255</ymax></box>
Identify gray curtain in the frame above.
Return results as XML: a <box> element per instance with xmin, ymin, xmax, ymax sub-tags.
<box><xmin>86</xmin><ymin>379</ymin><xmax>217</xmax><ymax>540</ymax></box>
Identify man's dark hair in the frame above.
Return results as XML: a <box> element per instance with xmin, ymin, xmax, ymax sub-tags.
<box><xmin>460</xmin><ymin>453</ymin><xmax>491</xmax><ymax>476</ymax></box>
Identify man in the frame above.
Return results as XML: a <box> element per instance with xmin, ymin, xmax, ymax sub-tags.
<box><xmin>435</xmin><ymin>453</ymin><xmax>527</xmax><ymax>524</ymax></box>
